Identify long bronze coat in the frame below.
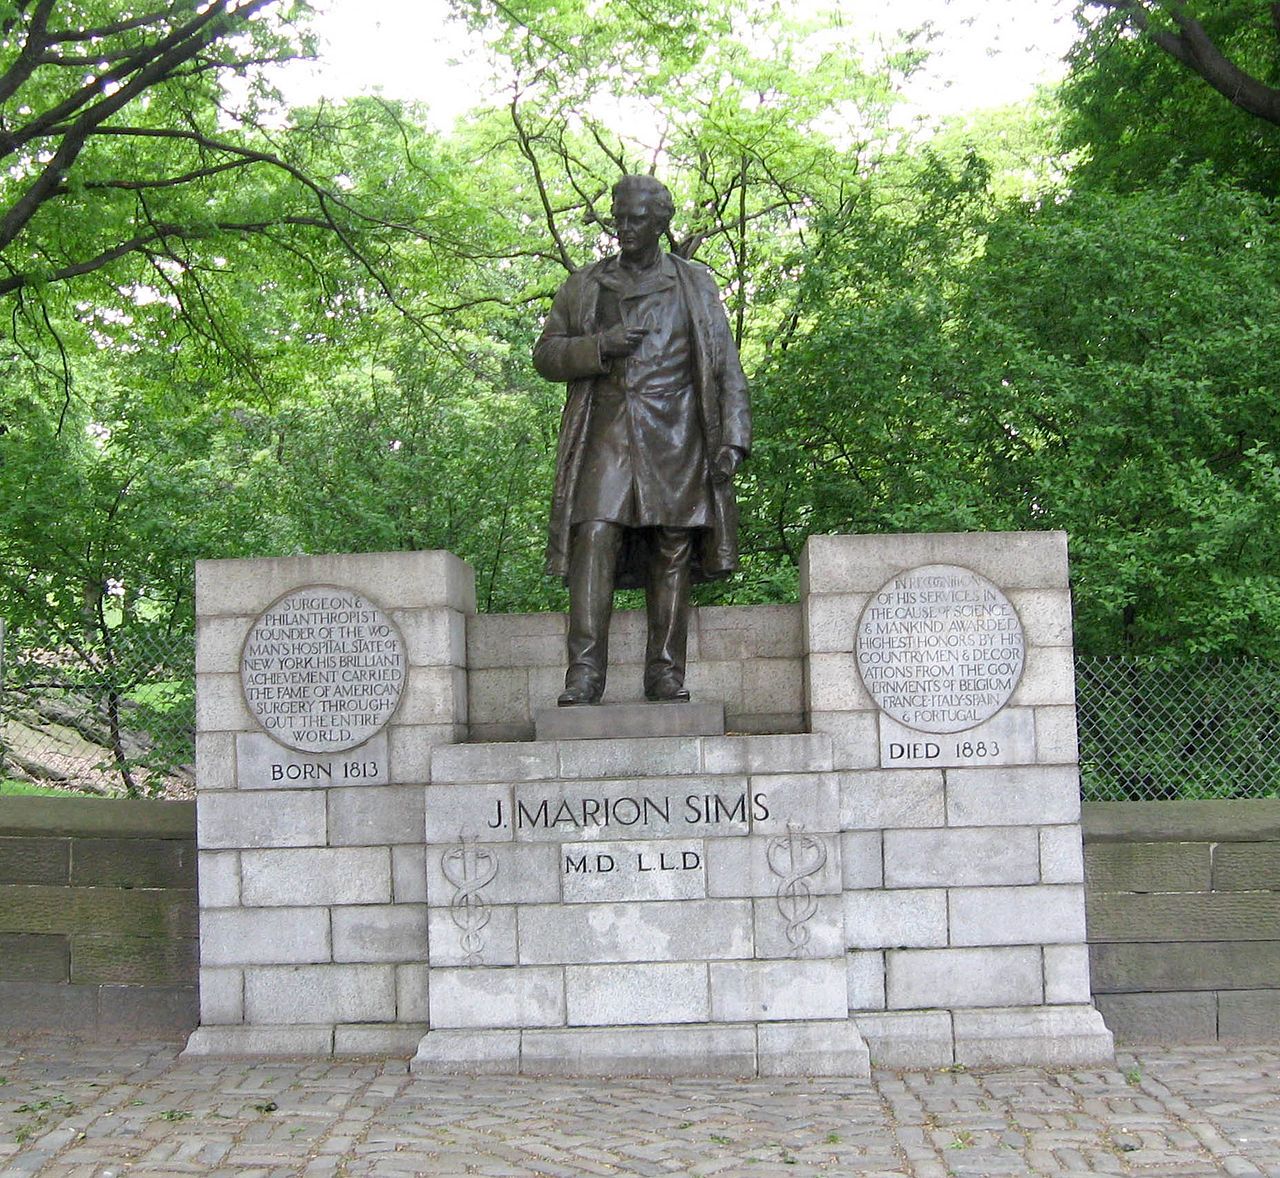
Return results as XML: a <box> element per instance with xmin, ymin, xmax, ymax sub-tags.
<box><xmin>535</xmin><ymin>252</ymin><xmax>751</xmax><ymax>589</ymax></box>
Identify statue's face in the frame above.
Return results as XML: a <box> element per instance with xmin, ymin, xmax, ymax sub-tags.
<box><xmin>612</xmin><ymin>190</ymin><xmax>667</xmax><ymax>262</ymax></box>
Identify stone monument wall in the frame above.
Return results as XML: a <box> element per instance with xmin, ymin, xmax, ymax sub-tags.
<box><xmin>185</xmin><ymin>533</ymin><xmax>1112</xmax><ymax>1070</ymax></box>
<box><xmin>803</xmin><ymin>532</ymin><xmax>1108</xmax><ymax>1066</ymax></box>
<box><xmin>467</xmin><ymin>604</ymin><xmax>803</xmax><ymax>741</ymax></box>
<box><xmin>187</xmin><ymin>551</ymin><xmax>473</xmax><ymax>1055</ymax></box>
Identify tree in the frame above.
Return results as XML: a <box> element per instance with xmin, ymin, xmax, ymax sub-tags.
<box><xmin>1064</xmin><ymin>1</ymin><xmax>1280</xmax><ymax>191</ymax></box>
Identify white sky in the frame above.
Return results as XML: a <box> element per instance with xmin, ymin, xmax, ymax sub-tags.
<box><xmin>281</xmin><ymin>0</ymin><xmax>1080</xmax><ymax>129</ymax></box>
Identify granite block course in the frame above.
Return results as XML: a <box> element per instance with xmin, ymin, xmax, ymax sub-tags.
<box><xmin>331</xmin><ymin>904</ymin><xmax>428</xmax><ymax>963</ymax></box>
<box><xmin>945</xmin><ymin>766</ymin><xmax>1082</xmax><ymax>827</ymax></box>
<box><xmin>949</xmin><ymin>885</ymin><xmax>1088</xmax><ymax>946</ymax></box>
<box><xmin>843</xmin><ymin>888</ymin><xmax>948</xmax><ymax>949</ymax></box>
<box><xmin>430</xmin><ymin>966</ymin><xmax>565</xmax><ymax>1028</ymax></box>
<box><xmin>243</xmin><ymin>963</ymin><xmax>396</xmax><ymax>1024</ymax></box>
<box><xmin>709</xmin><ymin>958</ymin><xmax>847</xmax><ymax>1021</ymax></box>
<box><xmin>240</xmin><ymin>847</ymin><xmax>391</xmax><ymax>907</ymax></box>
<box><xmin>200</xmin><ymin>906</ymin><xmax>330</xmax><ymax>966</ymax></box>
<box><xmin>197</xmin><ymin>791</ymin><xmax>326</xmax><ymax>850</ymax></box>
<box><xmin>887</xmin><ymin>946</ymin><xmax>1043</xmax><ymax>1009</ymax></box>
<box><xmin>883</xmin><ymin>827</ymin><xmax>1040</xmax><ymax>888</ymax></box>
<box><xmin>327</xmin><ymin>786</ymin><xmax>425</xmax><ymax>846</ymax></box>
<box><xmin>841</xmin><ymin>770</ymin><xmax>945</xmax><ymax>830</ymax></box>
<box><xmin>566</xmin><ymin>962</ymin><xmax>709</xmax><ymax>1026</ymax></box>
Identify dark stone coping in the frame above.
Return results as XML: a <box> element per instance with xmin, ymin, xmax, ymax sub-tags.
<box><xmin>0</xmin><ymin>797</ymin><xmax>195</xmax><ymax>839</ymax></box>
<box><xmin>1083</xmin><ymin>800</ymin><xmax>1280</xmax><ymax>844</ymax></box>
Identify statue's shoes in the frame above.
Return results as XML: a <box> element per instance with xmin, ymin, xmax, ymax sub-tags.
<box><xmin>557</xmin><ymin>682</ymin><xmax>602</xmax><ymax>706</ymax></box>
<box><xmin>645</xmin><ymin>679</ymin><xmax>691</xmax><ymax>703</ymax></box>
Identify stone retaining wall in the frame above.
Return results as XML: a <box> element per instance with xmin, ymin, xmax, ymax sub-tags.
<box><xmin>1083</xmin><ymin>799</ymin><xmax>1280</xmax><ymax>1043</ymax></box>
<box><xmin>0</xmin><ymin>796</ymin><xmax>197</xmax><ymax>1037</ymax></box>
<box><xmin>4</xmin><ymin>762</ymin><xmax>1278</xmax><ymax>1049</ymax></box>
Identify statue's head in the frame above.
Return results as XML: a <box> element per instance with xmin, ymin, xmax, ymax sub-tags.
<box><xmin>611</xmin><ymin>175</ymin><xmax>673</xmax><ymax>262</ymax></box>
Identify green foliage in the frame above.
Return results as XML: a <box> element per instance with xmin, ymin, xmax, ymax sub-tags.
<box><xmin>1062</xmin><ymin>1</ymin><xmax>1280</xmax><ymax>193</ymax></box>
<box><xmin>754</xmin><ymin>166</ymin><xmax>1280</xmax><ymax>656</ymax></box>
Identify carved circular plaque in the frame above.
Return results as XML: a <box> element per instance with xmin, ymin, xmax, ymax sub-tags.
<box><xmin>856</xmin><ymin>563</ymin><xmax>1025</xmax><ymax>734</ymax></box>
<box><xmin>240</xmin><ymin>586</ymin><xmax>406</xmax><ymax>752</ymax></box>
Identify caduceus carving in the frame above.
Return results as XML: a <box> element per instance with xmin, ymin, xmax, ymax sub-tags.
<box><xmin>766</xmin><ymin>823</ymin><xmax>827</xmax><ymax>956</ymax></box>
<box><xmin>441</xmin><ymin>834</ymin><xmax>498</xmax><ymax>966</ymax></box>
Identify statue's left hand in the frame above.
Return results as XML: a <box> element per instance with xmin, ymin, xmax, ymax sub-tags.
<box><xmin>712</xmin><ymin>445</ymin><xmax>744</xmax><ymax>484</ymax></box>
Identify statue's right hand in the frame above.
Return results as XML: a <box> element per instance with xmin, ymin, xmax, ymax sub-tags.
<box><xmin>599</xmin><ymin>325</ymin><xmax>649</xmax><ymax>358</ymax></box>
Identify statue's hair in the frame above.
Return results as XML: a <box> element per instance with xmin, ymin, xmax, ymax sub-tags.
<box><xmin>612</xmin><ymin>174</ymin><xmax>674</xmax><ymax>221</ymax></box>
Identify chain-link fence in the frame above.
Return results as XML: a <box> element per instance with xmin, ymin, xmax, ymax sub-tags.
<box><xmin>1077</xmin><ymin>656</ymin><xmax>1280</xmax><ymax>801</ymax></box>
<box><xmin>0</xmin><ymin>618</ymin><xmax>195</xmax><ymax>799</ymax></box>
<box><xmin>2</xmin><ymin>619</ymin><xmax>1278</xmax><ymax>802</ymax></box>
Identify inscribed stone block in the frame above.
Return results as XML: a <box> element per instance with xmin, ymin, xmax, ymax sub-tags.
<box><xmin>236</xmin><ymin>733</ymin><xmax>389</xmax><ymax>790</ymax></box>
<box><xmin>949</xmin><ymin>885</ymin><xmax>1087</xmax><ymax>946</ymax></box>
<box><xmin>709</xmin><ymin>958</ymin><xmax>847</xmax><ymax>1021</ymax></box>
<box><xmin>429</xmin><ymin>966</ymin><xmax>565</xmax><ymax>1028</ymax></box>
<box><xmin>565</xmin><ymin>961</ymin><xmax>709</xmax><ymax>1025</ymax></box>
<box><xmin>428</xmin><ymin>906</ymin><xmax>517</xmax><ymax>967</ymax></box>
<box><xmin>424</xmin><ymin>783</ymin><xmax>514</xmax><ymax>845</ymax></box>
<box><xmin>803</xmin><ymin>592</ymin><xmax>868</xmax><ymax>654</ymax></box>
<box><xmin>1034</xmin><ymin>706</ymin><xmax>1079</xmax><ymax>764</ymax></box>
<box><xmin>843</xmin><ymin>889</ymin><xmax>948</xmax><ymax>949</ymax></box>
<box><xmin>886</xmin><ymin>946</ymin><xmax>1043</xmax><ymax>1009</ymax></box>
<box><xmin>806</xmin><ymin>652</ymin><xmax>875</xmax><ymax>712</ymax></box>
<box><xmin>197</xmin><ymin>791</ymin><xmax>326</xmax><ymax>850</ymax></box>
<box><xmin>425</xmin><ymin>841</ymin><xmax>559</xmax><ymax>906</ymax></box>
<box><xmin>243</xmin><ymin>963</ymin><xmax>396</xmax><ymax>1024</ymax></box>
<box><xmin>846</xmin><ymin>950</ymin><xmax>886</xmax><ymax>1011</ymax></box>
<box><xmin>430</xmin><ymin>742</ymin><xmax>558</xmax><ymax>786</ymax></box>
<box><xmin>240</xmin><ymin>847</ymin><xmax>391</xmax><ymax>907</ymax></box>
<box><xmin>701</xmin><ymin>734</ymin><xmax>834</xmax><ymax>776</ymax></box>
<box><xmin>196</xmin><ymin>731</ymin><xmax>237</xmax><ymax>792</ymax></box>
<box><xmin>952</xmin><ymin>1004</ymin><xmax>1114</xmax><ymax>1066</ymax></box>
<box><xmin>327</xmin><ymin>786</ymin><xmax>425</xmax><ymax>846</ymax></box>
<box><xmin>520</xmin><ymin>1024</ymin><xmax>757</xmax><ymax>1079</ymax></box>
<box><xmin>557</xmin><ymin>737</ymin><xmax>703</xmax><ymax>780</ymax></box>
<box><xmin>752</xmin><ymin>894</ymin><xmax>845</xmax><ymax>959</ymax></box>
<box><xmin>705</xmin><ymin>835</ymin><xmax>842</xmax><ymax>898</ymax></box>
<box><xmin>1040</xmin><ymin>826</ymin><xmax>1086</xmax><ymax>884</ymax></box>
<box><xmin>200</xmin><ymin>907</ymin><xmax>330</xmax><ymax>966</ymax></box>
<box><xmin>840</xmin><ymin>770</ymin><xmax>944</xmax><ymax>830</ymax></box>
<box><xmin>391</xmin><ymin>845</ymin><xmax>427</xmax><ymax>904</ymax></box>
<box><xmin>945</xmin><ymin>766</ymin><xmax>1082</xmax><ymax>827</ymax></box>
<box><xmin>397</xmin><ymin>963</ymin><xmax>429</xmax><ymax>1023</ymax></box>
<box><xmin>853</xmin><ymin>1010</ymin><xmax>954</xmax><ymax>1068</ymax></box>
<box><xmin>518</xmin><ymin>899</ymin><xmax>752</xmax><ymax>965</ymax></box>
<box><xmin>840</xmin><ymin>831</ymin><xmax>883</xmax><ymax>889</ymax></box>
<box><xmin>884</xmin><ymin>827</ymin><xmax>1040</xmax><ymax>889</ymax></box>
<box><xmin>1044</xmin><ymin>943</ymin><xmax>1093</xmax><ymax>1004</ymax></box>
<box><xmin>756</xmin><ymin>1020</ymin><xmax>871</xmax><ymax>1078</ymax></box>
<box><xmin>1009</xmin><ymin>646</ymin><xmax>1076</xmax><ymax>708</ymax></box>
<box><xmin>561</xmin><ymin>840</ymin><xmax>708</xmax><ymax>903</ymax></box>
<box><xmin>200</xmin><ymin>967</ymin><xmax>243</xmax><ymax>1023</ymax></box>
<box><xmin>748</xmin><ymin>774</ymin><xmax>840</xmax><ymax>836</ymax></box>
<box><xmin>198</xmin><ymin>852</ymin><xmax>240</xmax><ymax>908</ymax></box>
<box><xmin>331</xmin><ymin>904</ymin><xmax>428</xmax><ymax>963</ymax></box>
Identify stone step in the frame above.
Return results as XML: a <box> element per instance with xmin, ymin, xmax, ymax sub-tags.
<box><xmin>430</xmin><ymin>732</ymin><xmax>834</xmax><ymax>785</ymax></box>
<box><xmin>534</xmin><ymin>700</ymin><xmax>725</xmax><ymax>742</ymax></box>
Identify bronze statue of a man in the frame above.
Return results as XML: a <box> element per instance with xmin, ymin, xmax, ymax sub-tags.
<box><xmin>535</xmin><ymin>174</ymin><xmax>751</xmax><ymax>706</ymax></box>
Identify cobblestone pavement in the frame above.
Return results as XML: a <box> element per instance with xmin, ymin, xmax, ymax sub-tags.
<box><xmin>0</xmin><ymin>1039</ymin><xmax>1277</xmax><ymax>1177</ymax></box>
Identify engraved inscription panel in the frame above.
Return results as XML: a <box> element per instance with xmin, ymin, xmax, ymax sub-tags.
<box><xmin>241</xmin><ymin>586</ymin><xmax>406</xmax><ymax>752</ymax></box>
<box><xmin>857</xmin><ymin>564</ymin><xmax>1024</xmax><ymax>734</ymax></box>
